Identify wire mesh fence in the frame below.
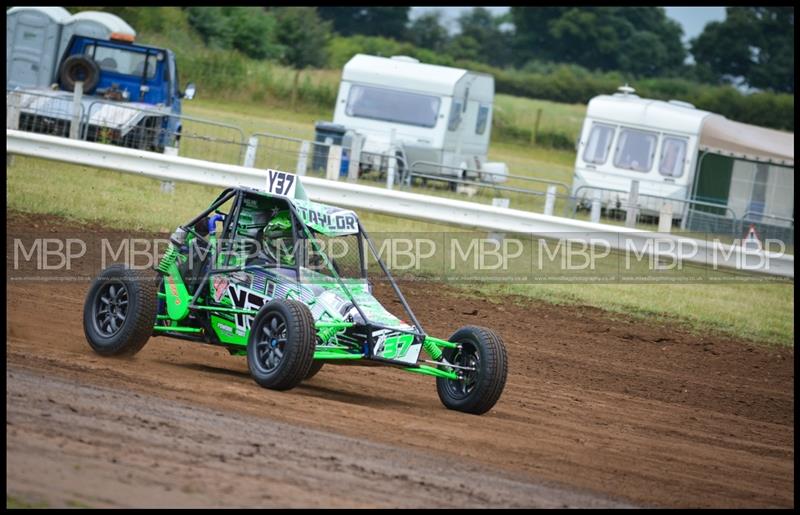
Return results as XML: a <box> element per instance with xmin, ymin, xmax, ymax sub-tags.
<box><xmin>83</xmin><ymin>100</ymin><xmax>246</xmax><ymax>165</ymax></box>
<box><xmin>571</xmin><ymin>184</ymin><xmax>794</xmax><ymax>246</ymax></box>
<box><xmin>403</xmin><ymin>160</ymin><xmax>574</xmax><ymax>216</ymax></box>
<box><xmin>177</xmin><ymin>115</ymin><xmax>247</xmax><ymax>165</ymax></box>
<box><xmin>7</xmin><ymin>89</ymin><xmax>83</xmax><ymax>139</ymax></box>
<box><xmin>249</xmin><ymin>132</ymin><xmax>332</xmax><ymax>177</ymax></box>
<box><xmin>247</xmin><ymin>133</ymin><xmax>412</xmax><ymax>182</ymax></box>
<box><xmin>739</xmin><ymin>213</ymin><xmax>794</xmax><ymax>247</ymax></box>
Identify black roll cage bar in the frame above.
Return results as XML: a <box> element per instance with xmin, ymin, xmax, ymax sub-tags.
<box><xmin>171</xmin><ymin>187</ymin><xmax>428</xmax><ymax>342</ymax></box>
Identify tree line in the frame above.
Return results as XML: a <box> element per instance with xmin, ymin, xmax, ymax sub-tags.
<box><xmin>75</xmin><ymin>6</ymin><xmax>793</xmax><ymax>94</ymax></box>
<box><xmin>319</xmin><ymin>6</ymin><xmax>794</xmax><ymax>94</ymax></box>
<box><xmin>67</xmin><ymin>7</ymin><xmax>794</xmax><ymax>132</ymax></box>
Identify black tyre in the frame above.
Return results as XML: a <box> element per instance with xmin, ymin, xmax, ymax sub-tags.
<box><xmin>247</xmin><ymin>300</ymin><xmax>316</xmax><ymax>391</ymax></box>
<box><xmin>59</xmin><ymin>55</ymin><xmax>100</xmax><ymax>94</ymax></box>
<box><xmin>436</xmin><ymin>326</ymin><xmax>508</xmax><ymax>415</ymax></box>
<box><xmin>83</xmin><ymin>265</ymin><xmax>158</xmax><ymax>357</ymax></box>
<box><xmin>304</xmin><ymin>360</ymin><xmax>325</xmax><ymax>380</ymax></box>
<box><xmin>448</xmin><ymin>170</ymin><xmax>465</xmax><ymax>192</ymax></box>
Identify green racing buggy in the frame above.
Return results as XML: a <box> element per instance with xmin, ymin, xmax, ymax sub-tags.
<box><xmin>82</xmin><ymin>170</ymin><xmax>507</xmax><ymax>414</ymax></box>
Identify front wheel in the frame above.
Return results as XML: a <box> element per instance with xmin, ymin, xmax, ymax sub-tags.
<box><xmin>304</xmin><ymin>360</ymin><xmax>325</xmax><ymax>380</ymax></box>
<box><xmin>247</xmin><ymin>300</ymin><xmax>316</xmax><ymax>391</ymax></box>
<box><xmin>436</xmin><ymin>326</ymin><xmax>508</xmax><ymax>415</ymax></box>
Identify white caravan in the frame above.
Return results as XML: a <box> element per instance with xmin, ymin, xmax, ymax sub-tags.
<box><xmin>573</xmin><ymin>86</ymin><xmax>794</xmax><ymax>228</ymax></box>
<box><xmin>330</xmin><ymin>54</ymin><xmax>507</xmax><ymax>183</ymax></box>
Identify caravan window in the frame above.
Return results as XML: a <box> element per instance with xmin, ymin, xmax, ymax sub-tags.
<box><xmin>582</xmin><ymin>123</ymin><xmax>615</xmax><ymax>164</ymax></box>
<box><xmin>345</xmin><ymin>85</ymin><xmax>440</xmax><ymax>128</ymax></box>
<box><xmin>448</xmin><ymin>100</ymin><xmax>463</xmax><ymax>131</ymax></box>
<box><xmin>475</xmin><ymin>105</ymin><xmax>489</xmax><ymax>135</ymax></box>
<box><xmin>613</xmin><ymin>128</ymin><xmax>657</xmax><ymax>172</ymax></box>
<box><xmin>658</xmin><ymin>136</ymin><xmax>687</xmax><ymax>178</ymax></box>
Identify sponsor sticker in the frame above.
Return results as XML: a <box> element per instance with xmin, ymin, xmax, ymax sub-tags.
<box><xmin>213</xmin><ymin>276</ymin><xmax>229</xmax><ymax>302</ymax></box>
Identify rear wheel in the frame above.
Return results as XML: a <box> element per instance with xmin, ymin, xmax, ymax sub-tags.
<box><xmin>83</xmin><ymin>265</ymin><xmax>158</xmax><ymax>356</ymax></box>
<box><xmin>436</xmin><ymin>326</ymin><xmax>508</xmax><ymax>415</ymax></box>
<box><xmin>247</xmin><ymin>300</ymin><xmax>316</xmax><ymax>391</ymax></box>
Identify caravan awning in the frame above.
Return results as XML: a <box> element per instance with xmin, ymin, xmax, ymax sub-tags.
<box><xmin>699</xmin><ymin>115</ymin><xmax>794</xmax><ymax>167</ymax></box>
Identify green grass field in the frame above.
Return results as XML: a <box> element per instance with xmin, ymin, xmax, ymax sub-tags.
<box><xmin>6</xmin><ymin>494</ymin><xmax>49</xmax><ymax>509</ymax></box>
<box><xmin>494</xmin><ymin>94</ymin><xmax>586</xmax><ymax>141</ymax></box>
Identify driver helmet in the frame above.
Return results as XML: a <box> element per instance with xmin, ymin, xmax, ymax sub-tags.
<box><xmin>262</xmin><ymin>211</ymin><xmax>295</xmax><ymax>266</ymax></box>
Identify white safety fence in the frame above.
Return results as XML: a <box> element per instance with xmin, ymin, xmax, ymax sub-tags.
<box><xmin>6</xmin><ymin>129</ymin><xmax>793</xmax><ymax>278</ymax></box>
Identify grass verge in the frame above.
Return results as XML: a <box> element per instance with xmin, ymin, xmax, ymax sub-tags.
<box><xmin>6</xmin><ymin>494</ymin><xmax>49</xmax><ymax>509</ymax></box>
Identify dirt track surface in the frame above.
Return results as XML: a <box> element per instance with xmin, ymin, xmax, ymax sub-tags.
<box><xmin>8</xmin><ymin>367</ymin><xmax>623</xmax><ymax>508</ymax></box>
<box><xmin>6</xmin><ymin>212</ymin><xmax>795</xmax><ymax>508</ymax></box>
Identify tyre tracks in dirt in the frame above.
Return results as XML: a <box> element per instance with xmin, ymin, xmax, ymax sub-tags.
<box><xmin>5</xmin><ymin>212</ymin><xmax>794</xmax><ymax>507</ymax></box>
<box><xmin>7</xmin><ymin>366</ymin><xmax>623</xmax><ymax>508</ymax></box>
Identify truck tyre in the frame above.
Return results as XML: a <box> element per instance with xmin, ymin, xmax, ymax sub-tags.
<box><xmin>247</xmin><ymin>300</ymin><xmax>316</xmax><ymax>391</ymax></box>
<box><xmin>436</xmin><ymin>326</ymin><xmax>508</xmax><ymax>415</ymax></box>
<box><xmin>59</xmin><ymin>55</ymin><xmax>101</xmax><ymax>94</ymax></box>
<box><xmin>83</xmin><ymin>265</ymin><xmax>158</xmax><ymax>357</ymax></box>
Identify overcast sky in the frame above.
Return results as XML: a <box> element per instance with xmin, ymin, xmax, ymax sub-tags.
<box><xmin>409</xmin><ymin>6</ymin><xmax>727</xmax><ymax>43</ymax></box>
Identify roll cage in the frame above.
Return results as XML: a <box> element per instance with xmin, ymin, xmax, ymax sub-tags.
<box><xmin>156</xmin><ymin>187</ymin><xmax>450</xmax><ymax>370</ymax></box>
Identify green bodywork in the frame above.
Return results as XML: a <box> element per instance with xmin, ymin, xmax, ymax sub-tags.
<box><xmin>152</xmin><ymin>186</ymin><xmax>458</xmax><ymax>381</ymax></box>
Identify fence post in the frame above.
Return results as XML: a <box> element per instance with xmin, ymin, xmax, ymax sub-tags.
<box><xmin>242</xmin><ymin>136</ymin><xmax>258</xmax><ymax>168</ymax></box>
<box><xmin>160</xmin><ymin>180</ymin><xmax>175</xmax><ymax>194</ymax></box>
<box><xmin>385</xmin><ymin>154</ymin><xmax>396</xmax><ymax>190</ymax></box>
<box><xmin>160</xmin><ymin>143</ymin><xmax>177</xmax><ymax>192</ymax></box>
<box><xmin>658</xmin><ymin>202</ymin><xmax>673</xmax><ymax>233</ymax></box>
<box><xmin>543</xmin><ymin>185</ymin><xmax>556</xmax><ymax>216</ymax></box>
<box><xmin>680</xmin><ymin>204</ymin><xmax>690</xmax><ymax>231</ymax></box>
<box><xmin>488</xmin><ymin>198</ymin><xmax>510</xmax><ymax>243</ymax></box>
<box><xmin>625</xmin><ymin>180</ymin><xmax>639</xmax><ymax>228</ymax></box>
<box><xmin>347</xmin><ymin>133</ymin><xmax>363</xmax><ymax>182</ymax></box>
<box><xmin>590</xmin><ymin>190</ymin><xmax>602</xmax><ymax>224</ymax></box>
<box><xmin>7</xmin><ymin>92</ymin><xmax>21</xmax><ymax>130</ymax></box>
<box><xmin>156</xmin><ymin>114</ymin><xmax>179</xmax><ymax>195</ymax></box>
<box><xmin>69</xmin><ymin>81</ymin><xmax>83</xmax><ymax>140</ymax></box>
<box><xmin>326</xmin><ymin>144</ymin><xmax>342</xmax><ymax>181</ymax></box>
<box><xmin>532</xmin><ymin>108</ymin><xmax>542</xmax><ymax>144</ymax></box>
<box><xmin>296</xmin><ymin>140</ymin><xmax>310</xmax><ymax>176</ymax></box>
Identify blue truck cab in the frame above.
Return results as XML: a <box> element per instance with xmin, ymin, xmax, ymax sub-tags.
<box><xmin>55</xmin><ymin>34</ymin><xmax>195</xmax><ymax>151</ymax></box>
<box><xmin>12</xmin><ymin>31</ymin><xmax>195</xmax><ymax>153</ymax></box>
<box><xmin>66</xmin><ymin>35</ymin><xmax>182</xmax><ymax>106</ymax></box>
